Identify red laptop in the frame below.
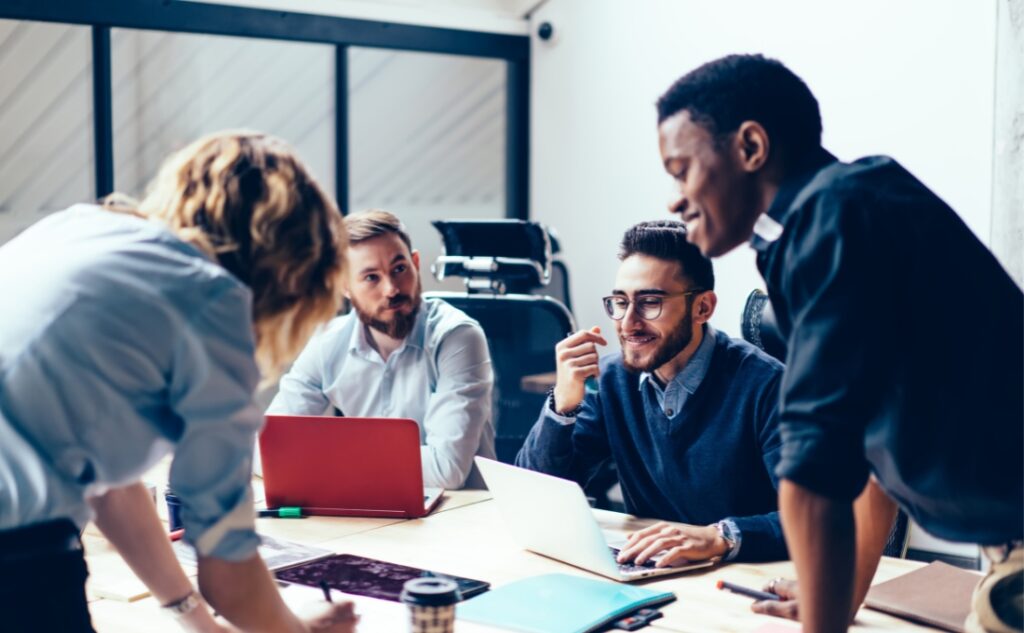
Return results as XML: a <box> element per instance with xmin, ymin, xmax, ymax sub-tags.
<box><xmin>259</xmin><ymin>415</ymin><xmax>444</xmax><ymax>518</ymax></box>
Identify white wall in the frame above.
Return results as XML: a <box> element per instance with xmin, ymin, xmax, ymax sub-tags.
<box><xmin>530</xmin><ymin>0</ymin><xmax>996</xmax><ymax>348</ymax></box>
<box><xmin>992</xmin><ymin>0</ymin><xmax>1024</xmax><ymax>286</ymax></box>
<box><xmin>529</xmin><ymin>0</ymin><xmax>997</xmax><ymax>560</ymax></box>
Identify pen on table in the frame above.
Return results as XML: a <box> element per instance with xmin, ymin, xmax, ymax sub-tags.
<box><xmin>169</xmin><ymin>528</ymin><xmax>185</xmax><ymax>542</ymax></box>
<box><xmin>319</xmin><ymin>580</ymin><xmax>333</xmax><ymax>603</ymax></box>
<box><xmin>258</xmin><ymin>507</ymin><xmax>305</xmax><ymax>518</ymax></box>
<box><xmin>716</xmin><ymin>579</ymin><xmax>781</xmax><ymax>602</ymax></box>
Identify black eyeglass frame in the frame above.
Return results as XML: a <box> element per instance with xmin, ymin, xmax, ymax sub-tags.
<box><xmin>601</xmin><ymin>289</ymin><xmax>705</xmax><ymax>321</ymax></box>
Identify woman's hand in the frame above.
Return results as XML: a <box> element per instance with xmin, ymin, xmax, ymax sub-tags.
<box><xmin>303</xmin><ymin>601</ymin><xmax>359</xmax><ymax>633</ymax></box>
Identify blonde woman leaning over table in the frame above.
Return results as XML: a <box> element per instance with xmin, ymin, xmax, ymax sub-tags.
<box><xmin>0</xmin><ymin>131</ymin><xmax>357</xmax><ymax>633</ymax></box>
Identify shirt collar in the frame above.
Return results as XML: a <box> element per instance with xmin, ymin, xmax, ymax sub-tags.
<box><xmin>639</xmin><ymin>324</ymin><xmax>717</xmax><ymax>395</ymax></box>
<box><xmin>347</xmin><ymin>301</ymin><xmax>429</xmax><ymax>359</ymax></box>
<box><xmin>750</xmin><ymin>147</ymin><xmax>838</xmax><ymax>251</ymax></box>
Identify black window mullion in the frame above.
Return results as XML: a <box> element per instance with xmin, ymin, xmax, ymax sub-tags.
<box><xmin>505</xmin><ymin>59</ymin><xmax>530</xmax><ymax>220</ymax></box>
<box><xmin>91</xmin><ymin>24</ymin><xmax>113</xmax><ymax>200</ymax></box>
<box><xmin>335</xmin><ymin>44</ymin><xmax>349</xmax><ymax>216</ymax></box>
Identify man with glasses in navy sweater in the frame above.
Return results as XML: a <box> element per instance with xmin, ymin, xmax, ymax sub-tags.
<box><xmin>517</xmin><ymin>220</ymin><xmax>787</xmax><ymax>565</ymax></box>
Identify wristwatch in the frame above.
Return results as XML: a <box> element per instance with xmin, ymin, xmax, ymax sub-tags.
<box><xmin>715</xmin><ymin>520</ymin><xmax>738</xmax><ymax>558</ymax></box>
<box><xmin>162</xmin><ymin>590</ymin><xmax>200</xmax><ymax>618</ymax></box>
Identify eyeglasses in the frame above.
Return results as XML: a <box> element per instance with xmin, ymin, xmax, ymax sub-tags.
<box><xmin>601</xmin><ymin>291</ymin><xmax>703</xmax><ymax>321</ymax></box>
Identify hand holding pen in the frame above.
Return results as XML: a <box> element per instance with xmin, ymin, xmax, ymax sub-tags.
<box><xmin>311</xmin><ymin>580</ymin><xmax>359</xmax><ymax>632</ymax></box>
<box><xmin>730</xmin><ymin>577</ymin><xmax>799</xmax><ymax>621</ymax></box>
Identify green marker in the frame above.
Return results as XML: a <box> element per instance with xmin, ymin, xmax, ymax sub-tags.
<box><xmin>258</xmin><ymin>507</ymin><xmax>304</xmax><ymax>518</ymax></box>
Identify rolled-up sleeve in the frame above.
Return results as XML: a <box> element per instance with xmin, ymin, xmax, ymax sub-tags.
<box><xmin>168</xmin><ymin>282</ymin><xmax>262</xmax><ymax>561</ymax></box>
<box><xmin>774</xmin><ymin>191</ymin><xmax>890</xmax><ymax>502</ymax></box>
<box><xmin>420</xmin><ymin>323</ymin><xmax>493</xmax><ymax>489</ymax></box>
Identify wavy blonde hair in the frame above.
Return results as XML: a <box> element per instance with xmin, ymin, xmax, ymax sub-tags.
<box><xmin>112</xmin><ymin>130</ymin><xmax>346</xmax><ymax>381</ymax></box>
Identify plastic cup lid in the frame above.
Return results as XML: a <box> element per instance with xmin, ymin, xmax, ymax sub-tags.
<box><xmin>400</xmin><ymin>577</ymin><xmax>461</xmax><ymax>607</ymax></box>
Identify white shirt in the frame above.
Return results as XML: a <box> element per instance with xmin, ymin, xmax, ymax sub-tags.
<box><xmin>268</xmin><ymin>298</ymin><xmax>495</xmax><ymax>488</ymax></box>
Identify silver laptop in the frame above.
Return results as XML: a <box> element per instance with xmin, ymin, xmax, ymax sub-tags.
<box><xmin>474</xmin><ymin>457</ymin><xmax>714</xmax><ymax>582</ymax></box>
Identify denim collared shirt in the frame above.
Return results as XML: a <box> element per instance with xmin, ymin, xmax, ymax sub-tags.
<box><xmin>639</xmin><ymin>325</ymin><xmax>717</xmax><ymax>418</ymax></box>
<box><xmin>0</xmin><ymin>205</ymin><xmax>260</xmax><ymax>561</ymax></box>
<box><xmin>268</xmin><ymin>298</ymin><xmax>496</xmax><ymax>489</ymax></box>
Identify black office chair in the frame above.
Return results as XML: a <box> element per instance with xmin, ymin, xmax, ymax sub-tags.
<box><xmin>425</xmin><ymin>219</ymin><xmax>576</xmax><ymax>463</ymax></box>
<box><xmin>741</xmin><ymin>289</ymin><xmax>786</xmax><ymax>363</ymax></box>
<box><xmin>425</xmin><ymin>292</ymin><xmax>573</xmax><ymax>462</ymax></box>
<box><xmin>740</xmin><ymin>288</ymin><xmax>911</xmax><ymax>558</ymax></box>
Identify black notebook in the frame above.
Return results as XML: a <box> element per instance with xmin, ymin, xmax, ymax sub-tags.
<box><xmin>274</xmin><ymin>553</ymin><xmax>490</xmax><ymax>602</ymax></box>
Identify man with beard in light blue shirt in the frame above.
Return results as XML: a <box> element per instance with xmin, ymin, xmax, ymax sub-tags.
<box><xmin>269</xmin><ymin>209</ymin><xmax>496</xmax><ymax>489</ymax></box>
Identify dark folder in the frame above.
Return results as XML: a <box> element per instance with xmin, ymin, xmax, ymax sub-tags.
<box><xmin>864</xmin><ymin>561</ymin><xmax>983</xmax><ymax>632</ymax></box>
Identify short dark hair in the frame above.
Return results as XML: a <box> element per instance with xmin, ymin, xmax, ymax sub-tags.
<box><xmin>619</xmin><ymin>220</ymin><xmax>714</xmax><ymax>291</ymax></box>
<box><xmin>657</xmin><ymin>54</ymin><xmax>822</xmax><ymax>161</ymax></box>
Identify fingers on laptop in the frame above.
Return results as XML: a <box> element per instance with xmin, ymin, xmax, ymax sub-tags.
<box><xmin>618</xmin><ymin>522</ymin><xmax>676</xmax><ymax>563</ymax></box>
<box><xmin>619</xmin><ymin>523</ymin><xmax>719</xmax><ymax>566</ymax></box>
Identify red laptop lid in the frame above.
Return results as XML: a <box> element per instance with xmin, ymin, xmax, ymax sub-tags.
<box><xmin>259</xmin><ymin>415</ymin><xmax>427</xmax><ymax>518</ymax></box>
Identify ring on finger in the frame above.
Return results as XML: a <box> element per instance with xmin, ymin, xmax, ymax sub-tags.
<box><xmin>768</xmin><ymin>577</ymin><xmax>783</xmax><ymax>594</ymax></box>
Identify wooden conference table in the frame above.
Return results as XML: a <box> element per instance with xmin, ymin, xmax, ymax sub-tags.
<box><xmin>82</xmin><ymin>482</ymin><xmax>941</xmax><ymax>633</ymax></box>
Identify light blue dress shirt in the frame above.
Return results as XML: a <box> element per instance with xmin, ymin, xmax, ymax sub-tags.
<box><xmin>0</xmin><ymin>205</ymin><xmax>261</xmax><ymax>561</ymax></box>
<box><xmin>268</xmin><ymin>298</ymin><xmax>496</xmax><ymax>489</ymax></box>
<box><xmin>638</xmin><ymin>325</ymin><xmax>717</xmax><ymax>418</ymax></box>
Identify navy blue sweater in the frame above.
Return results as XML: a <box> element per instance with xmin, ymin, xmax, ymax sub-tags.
<box><xmin>516</xmin><ymin>330</ymin><xmax>787</xmax><ymax>562</ymax></box>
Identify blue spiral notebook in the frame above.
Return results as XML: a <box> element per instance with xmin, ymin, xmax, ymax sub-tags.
<box><xmin>456</xmin><ymin>573</ymin><xmax>676</xmax><ymax>633</ymax></box>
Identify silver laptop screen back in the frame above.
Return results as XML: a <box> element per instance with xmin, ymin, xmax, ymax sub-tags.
<box><xmin>474</xmin><ymin>457</ymin><xmax>619</xmax><ymax>578</ymax></box>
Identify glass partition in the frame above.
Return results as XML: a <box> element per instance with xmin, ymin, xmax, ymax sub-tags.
<box><xmin>0</xmin><ymin>20</ymin><xmax>94</xmax><ymax>243</ymax></box>
<box><xmin>111</xmin><ymin>29</ymin><xmax>335</xmax><ymax>199</ymax></box>
<box><xmin>348</xmin><ymin>47</ymin><xmax>506</xmax><ymax>291</ymax></box>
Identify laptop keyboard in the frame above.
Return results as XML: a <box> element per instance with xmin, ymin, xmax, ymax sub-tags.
<box><xmin>609</xmin><ymin>547</ymin><xmax>659</xmax><ymax>573</ymax></box>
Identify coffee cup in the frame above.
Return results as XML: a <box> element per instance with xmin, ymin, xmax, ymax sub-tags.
<box><xmin>399</xmin><ymin>577</ymin><xmax>461</xmax><ymax>633</ymax></box>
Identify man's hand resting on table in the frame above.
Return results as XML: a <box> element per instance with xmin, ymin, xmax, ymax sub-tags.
<box><xmin>751</xmin><ymin>578</ymin><xmax>799</xmax><ymax>620</ymax></box>
<box><xmin>615</xmin><ymin>522</ymin><xmax>729</xmax><ymax>566</ymax></box>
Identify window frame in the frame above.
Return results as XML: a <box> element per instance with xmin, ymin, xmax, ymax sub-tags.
<box><xmin>0</xmin><ymin>0</ymin><xmax>530</xmax><ymax>218</ymax></box>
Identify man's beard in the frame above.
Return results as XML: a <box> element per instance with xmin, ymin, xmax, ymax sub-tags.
<box><xmin>352</xmin><ymin>282</ymin><xmax>422</xmax><ymax>340</ymax></box>
<box><xmin>621</xmin><ymin>309</ymin><xmax>693</xmax><ymax>374</ymax></box>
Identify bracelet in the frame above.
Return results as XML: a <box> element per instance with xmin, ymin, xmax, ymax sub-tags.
<box><xmin>547</xmin><ymin>387</ymin><xmax>584</xmax><ymax>417</ymax></box>
<box><xmin>162</xmin><ymin>590</ymin><xmax>200</xmax><ymax>618</ymax></box>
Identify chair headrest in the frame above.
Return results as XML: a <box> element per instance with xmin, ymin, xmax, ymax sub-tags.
<box><xmin>430</xmin><ymin>220</ymin><xmax>553</xmax><ymax>292</ymax></box>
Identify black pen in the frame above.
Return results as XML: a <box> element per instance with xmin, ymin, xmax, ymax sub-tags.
<box><xmin>716</xmin><ymin>579</ymin><xmax>781</xmax><ymax>601</ymax></box>
<box><xmin>319</xmin><ymin>580</ymin><xmax>333</xmax><ymax>603</ymax></box>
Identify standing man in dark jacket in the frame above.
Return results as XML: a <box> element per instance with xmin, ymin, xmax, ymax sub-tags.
<box><xmin>517</xmin><ymin>220</ymin><xmax>788</xmax><ymax>564</ymax></box>
<box><xmin>655</xmin><ymin>53</ymin><xmax>1022</xmax><ymax>633</ymax></box>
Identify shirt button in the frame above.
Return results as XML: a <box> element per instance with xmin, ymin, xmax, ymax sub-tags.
<box><xmin>666</xmin><ymin>409</ymin><xmax>674</xmax><ymax>416</ymax></box>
